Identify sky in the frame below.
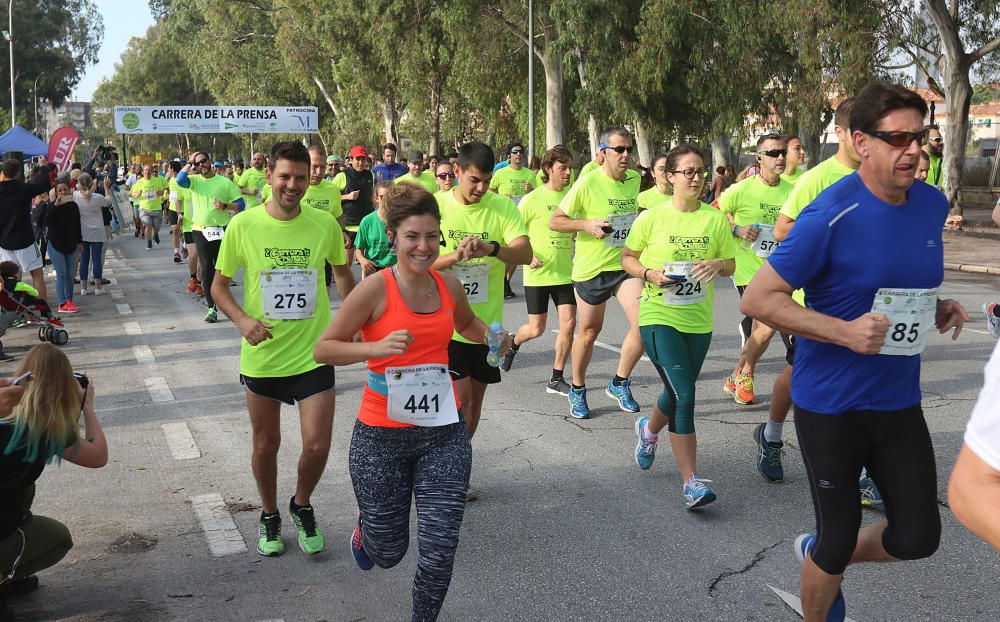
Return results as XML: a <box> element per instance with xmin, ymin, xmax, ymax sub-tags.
<box><xmin>72</xmin><ymin>1</ymin><xmax>156</xmax><ymax>101</ymax></box>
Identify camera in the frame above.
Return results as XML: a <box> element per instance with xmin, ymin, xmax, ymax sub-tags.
<box><xmin>96</xmin><ymin>146</ymin><xmax>117</xmax><ymax>164</ymax></box>
<box><xmin>73</xmin><ymin>372</ymin><xmax>89</xmax><ymax>392</ymax></box>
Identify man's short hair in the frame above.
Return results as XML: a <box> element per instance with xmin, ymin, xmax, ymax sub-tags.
<box><xmin>2</xmin><ymin>159</ymin><xmax>20</xmax><ymax>179</ymax></box>
<box><xmin>756</xmin><ymin>132</ymin><xmax>786</xmax><ymax>150</ymax></box>
<box><xmin>307</xmin><ymin>145</ymin><xmax>326</xmax><ymax>157</ymax></box>
<box><xmin>268</xmin><ymin>141</ymin><xmax>311</xmax><ymax>172</ymax></box>
<box><xmin>168</xmin><ymin>161</ymin><xmax>182</xmax><ymax>173</ymax></box>
<box><xmin>507</xmin><ymin>142</ymin><xmax>524</xmax><ymax>156</ymax></box>
<box><xmin>383</xmin><ymin>143</ymin><xmax>398</xmax><ymax>153</ymax></box>
<box><xmin>599</xmin><ymin>126</ymin><xmax>631</xmax><ymax>146</ymax></box>
<box><xmin>834</xmin><ymin>97</ymin><xmax>855</xmax><ymax>130</ymax></box>
<box><xmin>849</xmin><ymin>82</ymin><xmax>928</xmax><ymax>134</ymax></box>
<box><xmin>540</xmin><ymin>145</ymin><xmax>572</xmax><ymax>183</ymax></box>
<box><xmin>456</xmin><ymin>142</ymin><xmax>495</xmax><ymax>174</ymax></box>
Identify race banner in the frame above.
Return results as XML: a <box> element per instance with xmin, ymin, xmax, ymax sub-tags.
<box><xmin>47</xmin><ymin>127</ymin><xmax>79</xmax><ymax>173</ymax></box>
<box><xmin>113</xmin><ymin>106</ymin><xmax>319</xmax><ymax>134</ymax></box>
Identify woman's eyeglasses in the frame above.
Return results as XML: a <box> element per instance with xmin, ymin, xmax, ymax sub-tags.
<box><xmin>436</xmin><ymin>172</ymin><xmax>456</xmax><ymax>180</ymax></box>
<box><xmin>669</xmin><ymin>168</ymin><xmax>709</xmax><ymax>180</ymax></box>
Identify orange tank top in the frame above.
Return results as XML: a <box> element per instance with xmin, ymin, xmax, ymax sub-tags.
<box><xmin>358</xmin><ymin>268</ymin><xmax>459</xmax><ymax>428</ymax></box>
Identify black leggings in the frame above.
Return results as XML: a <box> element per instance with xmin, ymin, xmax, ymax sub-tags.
<box><xmin>735</xmin><ymin>284</ymin><xmax>754</xmax><ymax>343</ymax></box>
<box><xmin>795</xmin><ymin>405</ymin><xmax>940</xmax><ymax>575</ymax></box>
<box><xmin>349</xmin><ymin>418</ymin><xmax>471</xmax><ymax>622</ymax></box>
<box><xmin>193</xmin><ymin>230</ymin><xmax>223</xmax><ymax>307</ymax></box>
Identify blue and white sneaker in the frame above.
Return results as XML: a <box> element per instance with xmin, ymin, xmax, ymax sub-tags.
<box><xmin>568</xmin><ymin>387</ymin><xmax>591</xmax><ymax>419</ymax></box>
<box><xmin>683</xmin><ymin>476</ymin><xmax>717</xmax><ymax>510</ymax></box>
<box><xmin>859</xmin><ymin>473</ymin><xmax>883</xmax><ymax>507</ymax></box>
<box><xmin>634</xmin><ymin>416</ymin><xmax>657</xmax><ymax>470</ymax></box>
<box><xmin>753</xmin><ymin>423</ymin><xmax>784</xmax><ymax>483</ymax></box>
<box><xmin>606</xmin><ymin>378</ymin><xmax>640</xmax><ymax>413</ymax></box>
<box><xmin>794</xmin><ymin>533</ymin><xmax>817</xmax><ymax>563</ymax></box>
<box><xmin>794</xmin><ymin>534</ymin><xmax>846</xmax><ymax>621</ymax></box>
<box><xmin>350</xmin><ymin>515</ymin><xmax>374</xmax><ymax>571</ymax></box>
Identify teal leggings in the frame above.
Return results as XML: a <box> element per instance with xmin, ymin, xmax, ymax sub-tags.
<box><xmin>639</xmin><ymin>325</ymin><xmax>712</xmax><ymax>435</ymax></box>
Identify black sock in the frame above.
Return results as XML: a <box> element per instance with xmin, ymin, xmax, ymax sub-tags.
<box><xmin>572</xmin><ymin>383</ymin><xmax>585</xmax><ymax>390</ymax></box>
<box><xmin>260</xmin><ymin>510</ymin><xmax>280</xmax><ymax>521</ymax></box>
<box><xmin>993</xmin><ymin>305</ymin><xmax>1000</xmax><ymax>318</ymax></box>
<box><xmin>510</xmin><ymin>341</ymin><xmax>520</xmax><ymax>352</ymax></box>
<box><xmin>190</xmin><ymin>273</ymin><xmax>197</xmax><ymax>279</ymax></box>
<box><xmin>551</xmin><ymin>369</ymin><xmax>563</xmax><ymax>382</ymax></box>
<box><xmin>612</xmin><ymin>375</ymin><xmax>627</xmax><ymax>386</ymax></box>
<box><xmin>289</xmin><ymin>496</ymin><xmax>308</xmax><ymax>513</ymax></box>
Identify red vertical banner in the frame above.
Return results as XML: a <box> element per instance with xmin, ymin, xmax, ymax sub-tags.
<box><xmin>48</xmin><ymin>127</ymin><xmax>80</xmax><ymax>174</ymax></box>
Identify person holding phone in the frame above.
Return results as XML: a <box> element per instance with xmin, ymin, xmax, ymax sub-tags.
<box><xmin>0</xmin><ymin>344</ymin><xmax>107</xmax><ymax>621</ymax></box>
<box><xmin>43</xmin><ymin>181</ymin><xmax>83</xmax><ymax>314</ymax></box>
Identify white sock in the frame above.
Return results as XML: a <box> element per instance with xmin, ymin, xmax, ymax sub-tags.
<box><xmin>174</xmin><ymin>247</ymin><xmax>180</xmax><ymax>253</ymax></box>
<box><xmin>642</xmin><ymin>420</ymin><xmax>658</xmax><ymax>441</ymax></box>
<box><xmin>763</xmin><ymin>420</ymin><xmax>783</xmax><ymax>444</ymax></box>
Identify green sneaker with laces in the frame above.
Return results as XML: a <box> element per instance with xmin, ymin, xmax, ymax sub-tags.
<box><xmin>204</xmin><ymin>306</ymin><xmax>218</xmax><ymax>323</ymax></box>
<box><xmin>290</xmin><ymin>498</ymin><xmax>325</xmax><ymax>555</ymax></box>
<box><xmin>257</xmin><ymin>513</ymin><xmax>285</xmax><ymax>556</ymax></box>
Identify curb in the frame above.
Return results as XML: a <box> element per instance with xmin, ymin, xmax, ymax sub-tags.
<box><xmin>945</xmin><ymin>262</ymin><xmax>1000</xmax><ymax>275</ymax></box>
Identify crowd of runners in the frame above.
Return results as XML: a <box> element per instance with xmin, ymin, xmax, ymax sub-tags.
<box><xmin>2</xmin><ymin>79</ymin><xmax>1000</xmax><ymax>622</ymax></box>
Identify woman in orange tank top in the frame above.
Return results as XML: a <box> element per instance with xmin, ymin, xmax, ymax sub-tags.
<box><xmin>314</xmin><ymin>184</ymin><xmax>507</xmax><ymax>622</ymax></box>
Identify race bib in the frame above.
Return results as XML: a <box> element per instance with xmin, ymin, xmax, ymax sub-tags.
<box><xmin>256</xmin><ymin>188</ymin><xmax>263</xmax><ymax>202</ymax></box>
<box><xmin>662</xmin><ymin>261</ymin><xmax>707</xmax><ymax>306</ymax></box>
<box><xmin>753</xmin><ymin>224</ymin><xmax>778</xmax><ymax>258</ymax></box>
<box><xmin>169</xmin><ymin>191</ymin><xmax>179</xmax><ymax>202</ymax></box>
<box><xmin>144</xmin><ymin>190</ymin><xmax>157</xmax><ymax>201</ymax></box>
<box><xmin>385</xmin><ymin>364</ymin><xmax>459</xmax><ymax>427</ymax></box>
<box><xmin>451</xmin><ymin>262</ymin><xmax>489</xmax><ymax>304</ymax></box>
<box><xmin>202</xmin><ymin>226</ymin><xmax>224</xmax><ymax>242</ymax></box>
<box><xmin>605</xmin><ymin>212</ymin><xmax>637</xmax><ymax>248</ymax></box>
<box><xmin>260</xmin><ymin>269</ymin><xmax>318</xmax><ymax>320</ymax></box>
<box><xmin>871</xmin><ymin>288</ymin><xmax>937</xmax><ymax>356</ymax></box>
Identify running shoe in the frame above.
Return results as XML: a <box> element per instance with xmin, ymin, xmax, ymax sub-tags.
<box><xmin>984</xmin><ymin>303</ymin><xmax>1000</xmax><ymax>338</ymax></box>
<box><xmin>47</xmin><ymin>317</ymin><xmax>63</xmax><ymax>327</ymax></box>
<box><xmin>187</xmin><ymin>277</ymin><xmax>197</xmax><ymax>293</ymax></box>
<box><xmin>257</xmin><ymin>513</ymin><xmax>284</xmax><ymax>556</ymax></box>
<box><xmin>204</xmin><ymin>306</ymin><xmax>218</xmax><ymax>323</ymax></box>
<box><xmin>194</xmin><ymin>283</ymin><xmax>205</xmax><ymax>297</ymax></box>
<box><xmin>859</xmin><ymin>474</ymin><xmax>883</xmax><ymax>507</ymax></box>
<box><xmin>181</xmin><ymin>248</ymin><xmax>189</xmax><ymax>260</ymax></box>
<box><xmin>350</xmin><ymin>515</ymin><xmax>374</xmax><ymax>570</ymax></box>
<box><xmin>173</xmin><ymin>252</ymin><xmax>182</xmax><ymax>263</ymax></box>
<box><xmin>734</xmin><ymin>371</ymin><xmax>756</xmax><ymax>405</ymax></box>
<box><xmin>504</xmin><ymin>284</ymin><xmax>517</xmax><ymax>299</ymax></box>
<box><xmin>606</xmin><ymin>378</ymin><xmax>640</xmax><ymax>413</ymax></box>
<box><xmin>4</xmin><ymin>574</ymin><xmax>38</xmax><ymax>595</ymax></box>
<box><xmin>568</xmin><ymin>387</ymin><xmax>591</xmax><ymax>419</ymax></box>
<box><xmin>79</xmin><ymin>287</ymin><xmax>88</xmax><ymax>296</ymax></box>
<box><xmin>61</xmin><ymin>301</ymin><xmax>80</xmax><ymax>314</ymax></box>
<box><xmin>546</xmin><ymin>377</ymin><xmax>571</xmax><ymax>396</ymax></box>
<box><xmin>100</xmin><ymin>278</ymin><xmax>111</xmax><ymax>285</ymax></box>
<box><xmin>146</xmin><ymin>241</ymin><xmax>153</xmax><ymax>251</ymax></box>
<box><xmin>633</xmin><ymin>416</ymin><xmax>657</xmax><ymax>470</ymax></box>
<box><xmin>683</xmin><ymin>476</ymin><xmax>717</xmax><ymax>510</ymax></box>
<box><xmin>154</xmin><ymin>232</ymin><xmax>160</xmax><ymax>245</ymax></box>
<box><xmin>93</xmin><ymin>288</ymin><xmax>103</xmax><ymax>296</ymax></box>
<box><xmin>290</xmin><ymin>498</ymin><xmax>325</xmax><ymax>555</ymax></box>
<box><xmin>723</xmin><ymin>373</ymin><xmax>738</xmax><ymax>397</ymax></box>
<box><xmin>753</xmin><ymin>423</ymin><xmax>784</xmax><ymax>483</ymax></box>
<box><xmin>499</xmin><ymin>337</ymin><xmax>517</xmax><ymax>372</ymax></box>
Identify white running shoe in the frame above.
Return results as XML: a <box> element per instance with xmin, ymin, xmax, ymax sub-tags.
<box><xmin>984</xmin><ymin>303</ymin><xmax>1000</xmax><ymax>339</ymax></box>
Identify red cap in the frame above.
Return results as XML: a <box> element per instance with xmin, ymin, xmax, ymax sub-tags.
<box><xmin>349</xmin><ymin>145</ymin><xmax>369</xmax><ymax>159</ymax></box>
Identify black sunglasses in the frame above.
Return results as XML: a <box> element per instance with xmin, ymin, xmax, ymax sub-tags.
<box><xmin>193</xmin><ymin>159</ymin><xmax>209</xmax><ymax>166</ymax></box>
<box><xmin>602</xmin><ymin>145</ymin><xmax>635</xmax><ymax>154</ymax></box>
<box><xmin>510</xmin><ymin>148</ymin><xmax>523</xmax><ymax>155</ymax></box>
<box><xmin>864</xmin><ymin>130</ymin><xmax>925</xmax><ymax>149</ymax></box>
<box><xmin>757</xmin><ymin>149</ymin><xmax>787</xmax><ymax>158</ymax></box>
<box><xmin>436</xmin><ymin>172</ymin><xmax>456</xmax><ymax>179</ymax></box>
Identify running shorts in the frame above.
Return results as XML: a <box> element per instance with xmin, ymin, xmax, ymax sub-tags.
<box><xmin>524</xmin><ymin>284</ymin><xmax>576</xmax><ymax>315</ymax></box>
<box><xmin>573</xmin><ymin>270</ymin><xmax>631</xmax><ymax>306</ymax></box>
<box><xmin>240</xmin><ymin>365</ymin><xmax>336</xmax><ymax>405</ymax></box>
<box><xmin>448</xmin><ymin>340</ymin><xmax>500</xmax><ymax>384</ymax></box>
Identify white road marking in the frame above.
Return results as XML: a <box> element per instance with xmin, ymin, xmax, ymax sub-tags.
<box><xmin>144</xmin><ymin>377</ymin><xmax>174</xmax><ymax>403</ymax></box>
<box><xmin>111</xmin><ymin>289</ymin><xmax>125</xmax><ymax>299</ymax></box>
<box><xmin>123</xmin><ymin>322</ymin><xmax>142</xmax><ymax>336</ymax></box>
<box><xmin>767</xmin><ymin>585</ymin><xmax>856</xmax><ymax>622</ymax></box>
<box><xmin>132</xmin><ymin>345</ymin><xmax>155</xmax><ymax>365</ymax></box>
<box><xmin>189</xmin><ymin>493</ymin><xmax>247</xmax><ymax>557</ymax></box>
<box><xmin>109</xmin><ymin>277</ymin><xmax>118</xmax><ymax>285</ymax></box>
<box><xmin>966</xmin><ymin>328</ymin><xmax>991</xmax><ymax>336</ymax></box>
<box><xmin>116</xmin><ymin>303</ymin><xmax>132</xmax><ymax>315</ymax></box>
<box><xmin>551</xmin><ymin>330</ymin><xmax>650</xmax><ymax>362</ymax></box>
<box><xmin>161</xmin><ymin>422</ymin><xmax>201</xmax><ymax>460</ymax></box>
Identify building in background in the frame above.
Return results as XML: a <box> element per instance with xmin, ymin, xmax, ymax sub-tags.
<box><xmin>37</xmin><ymin>100</ymin><xmax>92</xmax><ymax>140</ymax></box>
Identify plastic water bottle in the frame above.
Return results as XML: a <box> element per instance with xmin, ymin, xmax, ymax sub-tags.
<box><xmin>486</xmin><ymin>321</ymin><xmax>504</xmax><ymax>367</ymax></box>
<box><xmin>740</xmin><ymin>223</ymin><xmax>760</xmax><ymax>251</ymax></box>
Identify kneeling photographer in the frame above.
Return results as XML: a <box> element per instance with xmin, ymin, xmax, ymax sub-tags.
<box><xmin>0</xmin><ymin>344</ymin><xmax>107</xmax><ymax>621</ymax></box>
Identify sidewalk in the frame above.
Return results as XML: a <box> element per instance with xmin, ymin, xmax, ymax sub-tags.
<box><xmin>944</xmin><ymin>230</ymin><xmax>1000</xmax><ymax>274</ymax></box>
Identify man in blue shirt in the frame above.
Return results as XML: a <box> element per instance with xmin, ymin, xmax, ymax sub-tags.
<box><xmin>741</xmin><ymin>82</ymin><xmax>968</xmax><ymax>622</ymax></box>
<box><xmin>371</xmin><ymin>142</ymin><xmax>407</xmax><ymax>183</ymax></box>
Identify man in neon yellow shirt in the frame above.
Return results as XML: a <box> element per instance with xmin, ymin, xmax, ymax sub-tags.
<box><xmin>130</xmin><ymin>165</ymin><xmax>169</xmax><ymax>251</ymax></box>
<box><xmin>923</xmin><ymin>126</ymin><xmax>944</xmax><ymax>188</ymax></box>
<box><xmin>781</xmin><ymin>135</ymin><xmax>806</xmax><ymax>185</ymax></box>
<box><xmin>163</xmin><ymin>162</ymin><xmax>185</xmax><ymax>263</ymax></box>
<box><xmin>214</xmin><ymin>140</ymin><xmax>350</xmax><ymax>558</ymax></box>
<box><xmin>433</xmin><ymin>141</ymin><xmax>530</xmax><ymax>498</ymax></box>
<box><xmin>550</xmin><ymin>127</ymin><xmax>643</xmax><ymax>419</ymax></box>
<box><xmin>719</xmin><ymin>133</ymin><xmax>794</xmax><ymax>407</ymax></box>
<box><xmin>168</xmin><ymin>161</ymin><xmax>201</xmax><ymax>295</ymax></box>
<box><xmin>577</xmin><ymin>150</ymin><xmax>605</xmax><ymax>181</ymax></box>
<box><xmin>490</xmin><ymin>142</ymin><xmax>537</xmax><ymax>299</ymax></box>
<box><xmin>238</xmin><ymin>152</ymin><xmax>267</xmax><ymax>210</ymax></box>
<box><xmin>499</xmin><ymin>145</ymin><xmax>576</xmax><ymax>395</ymax></box>
<box><xmin>395</xmin><ymin>151</ymin><xmax>438</xmax><ymax>194</ymax></box>
<box><xmin>304</xmin><ymin>145</ymin><xmax>353</xmax><ymax>298</ymax></box>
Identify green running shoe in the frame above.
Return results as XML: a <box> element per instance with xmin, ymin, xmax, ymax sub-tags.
<box><xmin>204</xmin><ymin>306</ymin><xmax>218</xmax><ymax>323</ymax></box>
<box><xmin>257</xmin><ymin>513</ymin><xmax>284</xmax><ymax>556</ymax></box>
<box><xmin>290</xmin><ymin>499</ymin><xmax>325</xmax><ymax>555</ymax></box>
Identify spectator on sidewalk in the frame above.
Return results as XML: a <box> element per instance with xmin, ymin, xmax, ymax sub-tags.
<box><xmin>0</xmin><ymin>161</ymin><xmax>51</xmax><ymax>304</ymax></box>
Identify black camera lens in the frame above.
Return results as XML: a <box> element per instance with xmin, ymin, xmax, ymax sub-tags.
<box><xmin>73</xmin><ymin>372</ymin><xmax>89</xmax><ymax>391</ymax></box>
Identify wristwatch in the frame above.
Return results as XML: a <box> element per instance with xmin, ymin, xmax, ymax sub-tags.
<box><xmin>487</xmin><ymin>241</ymin><xmax>501</xmax><ymax>257</ymax></box>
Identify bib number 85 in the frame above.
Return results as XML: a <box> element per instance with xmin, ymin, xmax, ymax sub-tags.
<box><xmin>405</xmin><ymin>393</ymin><xmax>440</xmax><ymax>414</ymax></box>
<box><xmin>273</xmin><ymin>293</ymin><xmax>309</xmax><ymax>310</ymax></box>
<box><xmin>890</xmin><ymin>322</ymin><xmax>920</xmax><ymax>344</ymax></box>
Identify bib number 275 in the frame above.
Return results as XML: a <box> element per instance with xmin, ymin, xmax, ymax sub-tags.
<box><xmin>272</xmin><ymin>293</ymin><xmax>309</xmax><ymax>310</ymax></box>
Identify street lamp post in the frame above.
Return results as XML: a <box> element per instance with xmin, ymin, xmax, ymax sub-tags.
<box><xmin>527</xmin><ymin>0</ymin><xmax>534</xmax><ymax>159</ymax></box>
<box><xmin>32</xmin><ymin>71</ymin><xmax>42</xmax><ymax>135</ymax></box>
<box><xmin>8</xmin><ymin>0</ymin><xmax>14</xmax><ymax>127</ymax></box>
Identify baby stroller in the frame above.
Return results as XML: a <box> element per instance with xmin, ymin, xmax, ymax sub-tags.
<box><xmin>0</xmin><ymin>287</ymin><xmax>69</xmax><ymax>355</ymax></box>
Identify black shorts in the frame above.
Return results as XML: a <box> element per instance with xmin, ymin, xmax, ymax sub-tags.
<box><xmin>573</xmin><ymin>270</ymin><xmax>632</xmax><ymax>306</ymax></box>
<box><xmin>524</xmin><ymin>284</ymin><xmax>576</xmax><ymax>315</ymax></box>
<box><xmin>780</xmin><ymin>332</ymin><xmax>796</xmax><ymax>365</ymax></box>
<box><xmin>240</xmin><ymin>365</ymin><xmax>336</xmax><ymax>405</ymax></box>
<box><xmin>166</xmin><ymin>210</ymin><xmax>179</xmax><ymax>226</ymax></box>
<box><xmin>183</xmin><ymin>231</ymin><xmax>194</xmax><ymax>245</ymax></box>
<box><xmin>448</xmin><ymin>340</ymin><xmax>501</xmax><ymax>384</ymax></box>
<box><xmin>345</xmin><ymin>230</ymin><xmax>358</xmax><ymax>248</ymax></box>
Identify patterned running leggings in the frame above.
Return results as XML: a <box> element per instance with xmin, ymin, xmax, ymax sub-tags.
<box><xmin>349</xmin><ymin>418</ymin><xmax>472</xmax><ymax>622</ymax></box>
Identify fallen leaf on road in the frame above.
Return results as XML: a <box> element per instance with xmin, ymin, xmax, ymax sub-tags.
<box><xmin>167</xmin><ymin>594</ymin><xmax>193</xmax><ymax>598</ymax></box>
<box><xmin>225</xmin><ymin>595</ymin><xmax>235</xmax><ymax>602</ymax></box>
<box><xmin>296</xmin><ymin>586</ymin><xmax>311</xmax><ymax>597</ymax></box>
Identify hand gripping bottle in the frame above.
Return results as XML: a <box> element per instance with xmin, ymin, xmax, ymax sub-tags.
<box><xmin>486</xmin><ymin>321</ymin><xmax>504</xmax><ymax>367</ymax></box>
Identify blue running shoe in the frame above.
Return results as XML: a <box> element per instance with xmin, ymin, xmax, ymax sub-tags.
<box><xmin>859</xmin><ymin>473</ymin><xmax>883</xmax><ymax>507</ymax></box>
<box><xmin>568</xmin><ymin>387</ymin><xmax>591</xmax><ymax>419</ymax></box>
<box><xmin>606</xmin><ymin>378</ymin><xmax>640</xmax><ymax>413</ymax></box>
<box><xmin>634</xmin><ymin>416</ymin><xmax>657</xmax><ymax>470</ymax></box>
<box><xmin>753</xmin><ymin>423</ymin><xmax>784</xmax><ymax>483</ymax></box>
<box><xmin>683</xmin><ymin>477</ymin><xmax>717</xmax><ymax>510</ymax></box>
<box><xmin>351</xmin><ymin>515</ymin><xmax>374</xmax><ymax>571</ymax></box>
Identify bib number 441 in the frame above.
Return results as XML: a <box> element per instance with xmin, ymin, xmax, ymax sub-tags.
<box><xmin>404</xmin><ymin>393</ymin><xmax>440</xmax><ymax>414</ymax></box>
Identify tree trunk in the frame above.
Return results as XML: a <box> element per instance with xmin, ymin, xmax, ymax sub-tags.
<box><xmin>633</xmin><ymin>118</ymin><xmax>654</xmax><ymax>168</ymax></box>
<box><xmin>383</xmin><ymin>96</ymin><xmax>399</xmax><ymax>146</ymax></box>
<box><xmin>429</xmin><ymin>80</ymin><xmax>442</xmax><ymax>157</ymax></box>
<box><xmin>575</xmin><ymin>51</ymin><xmax>600</xmax><ymax>159</ymax></box>
<box><xmin>942</xmin><ymin>63</ymin><xmax>972</xmax><ymax>215</ymax></box>
<box><xmin>710</xmin><ymin>133</ymin><xmax>734</xmax><ymax>172</ymax></box>
<box><xmin>540</xmin><ymin>51</ymin><xmax>564</xmax><ymax>148</ymax></box>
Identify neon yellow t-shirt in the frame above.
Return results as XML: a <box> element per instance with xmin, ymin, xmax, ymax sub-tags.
<box><xmin>216</xmin><ymin>206</ymin><xmax>346</xmax><ymax>377</ymax></box>
<box><xmin>717</xmin><ymin>175</ymin><xmax>793</xmax><ymax>286</ymax></box>
<box><xmin>558</xmin><ymin>168</ymin><xmax>641</xmax><ymax>282</ymax></box>
<box><xmin>437</xmin><ymin>189</ymin><xmax>527</xmax><ymax>343</ymax></box>
<box><xmin>638</xmin><ymin>187</ymin><xmax>671</xmax><ymax>212</ymax></box>
<box><xmin>625</xmin><ymin>202</ymin><xmax>737</xmax><ymax>333</ymax></box>
<box><xmin>260</xmin><ymin>184</ymin><xmax>272</xmax><ymax>204</ymax></box>
<box><xmin>187</xmin><ymin>174</ymin><xmax>243</xmax><ymax>230</ymax></box>
<box><xmin>518</xmin><ymin>186</ymin><xmax>571</xmax><ymax>287</ymax></box>
<box><xmin>302</xmin><ymin>179</ymin><xmax>343</xmax><ymax>218</ymax></box>
<box><xmin>578</xmin><ymin>160</ymin><xmax>601</xmax><ymax>179</ymax></box>
<box><xmin>779</xmin><ymin>156</ymin><xmax>855</xmax><ymax>221</ymax></box>
<box><xmin>168</xmin><ymin>178</ymin><xmax>193</xmax><ymax>232</ymax></box>
<box><xmin>332</xmin><ymin>172</ymin><xmax>347</xmax><ymax>191</ymax></box>
<box><xmin>130</xmin><ymin>176</ymin><xmax>168</xmax><ymax>211</ymax></box>
<box><xmin>396</xmin><ymin>172</ymin><xmax>437</xmax><ymax>194</ymax></box>
<box><xmin>490</xmin><ymin>165</ymin><xmax>535</xmax><ymax>204</ymax></box>
<box><xmin>780</xmin><ymin>168</ymin><xmax>804</xmax><ymax>185</ymax></box>
<box><xmin>239</xmin><ymin>167</ymin><xmax>268</xmax><ymax>209</ymax></box>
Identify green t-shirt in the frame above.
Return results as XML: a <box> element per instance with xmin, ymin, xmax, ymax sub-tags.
<box><xmin>638</xmin><ymin>187</ymin><xmax>671</xmax><ymax>212</ymax></box>
<box><xmin>187</xmin><ymin>174</ymin><xmax>243</xmax><ymax>229</ymax></box>
<box><xmin>779</xmin><ymin>156</ymin><xmax>855</xmax><ymax>222</ymax></box>
<box><xmin>490</xmin><ymin>165</ymin><xmax>535</xmax><ymax>204</ymax></box>
<box><xmin>780</xmin><ymin>168</ymin><xmax>804</xmax><ymax>185</ymax></box>
<box><xmin>216</xmin><ymin>206</ymin><xmax>347</xmax><ymax>378</ymax></box>
<box><xmin>558</xmin><ymin>168</ymin><xmax>641</xmax><ymax>282</ymax></box>
<box><xmin>302</xmin><ymin>179</ymin><xmax>343</xmax><ymax>218</ymax></box>
<box><xmin>239</xmin><ymin>167</ymin><xmax>268</xmax><ymax>209</ymax></box>
<box><xmin>717</xmin><ymin>175</ymin><xmax>793</xmax><ymax>286</ymax></box>
<box><xmin>518</xmin><ymin>186</ymin><xmax>571</xmax><ymax>287</ymax></box>
<box><xmin>396</xmin><ymin>172</ymin><xmax>437</xmax><ymax>194</ymax></box>
<box><xmin>437</xmin><ymin>188</ymin><xmax>527</xmax><ymax>343</ymax></box>
<box><xmin>168</xmin><ymin>179</ymin><xmax>193</xmax><ymax>232</ymax></box>
<box><xmin>130</xmin><ymin>176</ymin><xmax>168</xmax><ymax>212</ymax></box>
<box><xmin>625</xmin><ymin>202</ymin><xmax>737</xmax><ymax>333</ymax></box>
<box><xmin>356</xmin><ymin>211</ymin><xmax>395</xmax><ymax>268</ymax></box>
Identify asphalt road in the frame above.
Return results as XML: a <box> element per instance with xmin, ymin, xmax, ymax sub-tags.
<box><xmin>5</xmin><ymin>235</ymin><xmax>1000</xmax><ymax>622</ymax></box>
